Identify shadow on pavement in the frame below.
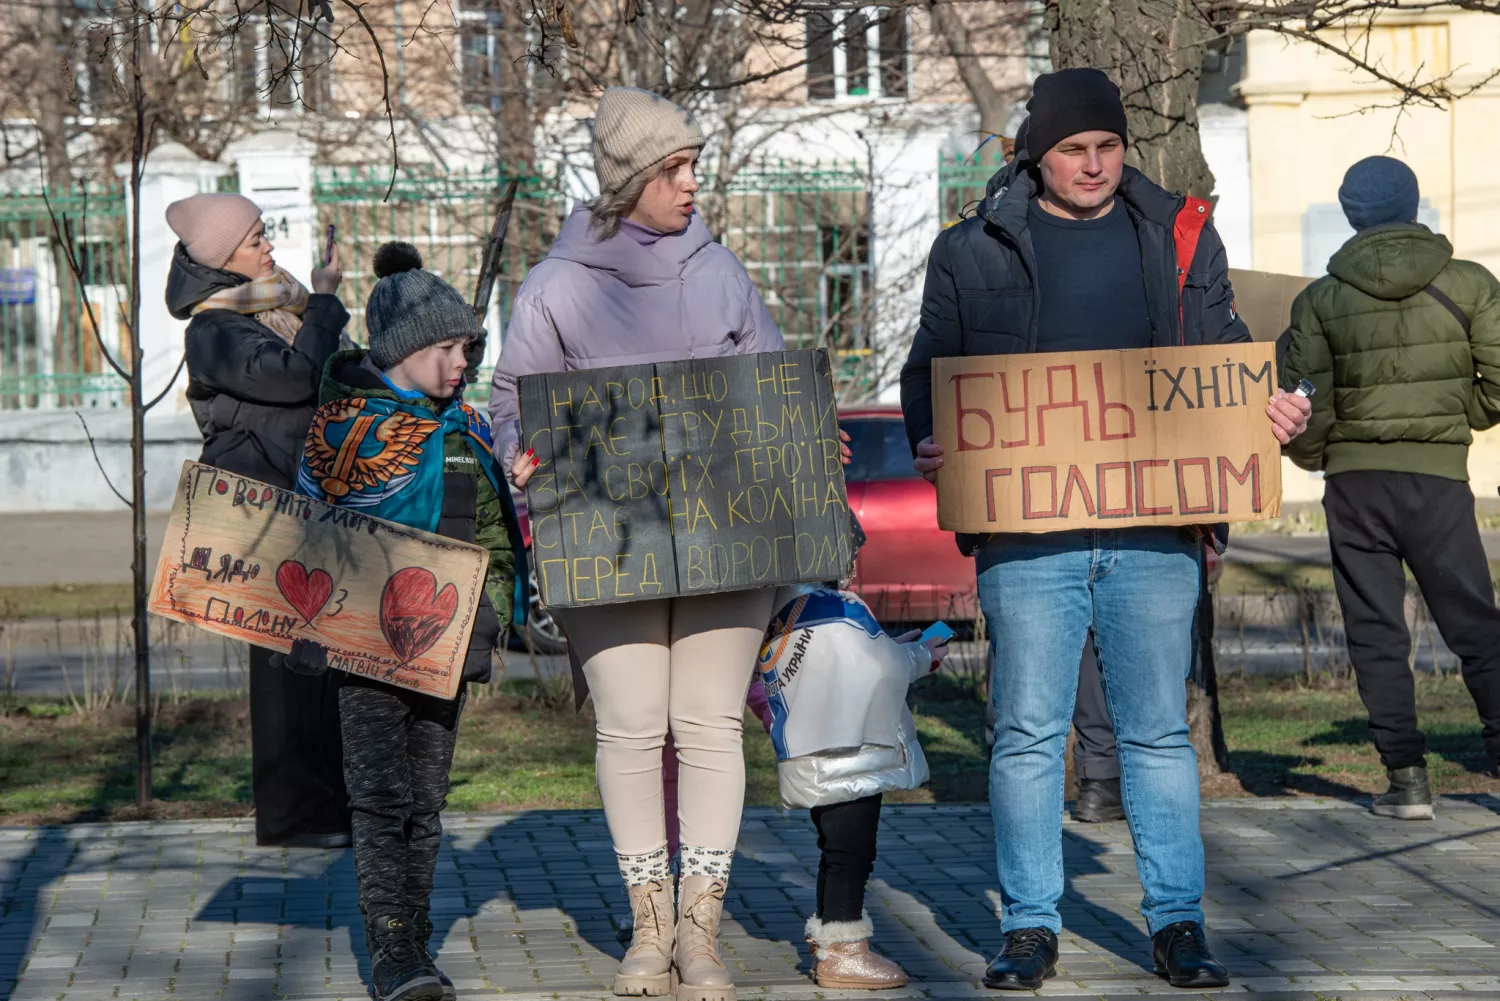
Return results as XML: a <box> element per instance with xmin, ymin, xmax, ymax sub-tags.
<box><xmin>1224</xmin><ymin>749</ymin><xmax>1368</xmax><ymax>799</ymax></box>
<box><xmin>0</xmin><ymin>826</ymin><xmax>75</xmax><ymax>997</ymax></box>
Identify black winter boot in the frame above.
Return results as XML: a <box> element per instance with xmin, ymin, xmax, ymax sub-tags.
<box><xmin>366</xmin><ymin>915</ymin><xmax>445</xmax><ymax>1001</ymax></box>
<box><xmin>1073</xmin><ymin>778</ymin><xmax>1125</xmax><ymax>823</ymax></box>
<box><xmin>1372</xmin><ymin>765</ymin><xmax>1434</xmax><ymax>820</ymax></box>
<box><xmin>407</xmin><ymin>911</ymin><xmax>455</xmax><ymax>1001</ymax></box>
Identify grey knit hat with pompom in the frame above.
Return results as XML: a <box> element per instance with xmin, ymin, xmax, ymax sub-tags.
<box><xmin>365</xmin><ymin>241</ymin><xmax>480</xmax><ymax>369</ymax></box>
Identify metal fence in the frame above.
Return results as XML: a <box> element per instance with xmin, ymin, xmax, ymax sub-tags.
<box><xmin>0</xmin><ymin>183</ymin><xmax>131</xmax><ymax>410</ymax></box>
<box><xmin>938</xmin><ymin>145</ymin><xmax>1006</xmax><ymax>225</ymax></box>
<box><xmin>1</xmin><ymin>161</ymin><xmax>873</xmax><ymax>410</ymax></box>
<box><xmin>313</xmin><ymin>164</ymin><xmax>566</xmax><ymax>368</ymax></box>
<box><xmin>714</xmin><ymin>160</ymin><xmax>869</xmax><ymax>352</ymax></box>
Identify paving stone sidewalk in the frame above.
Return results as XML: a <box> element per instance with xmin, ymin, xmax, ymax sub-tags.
<box><xmin>5</xmin><ymin>799</ymin><xmax>1500</xmax><ymax>1001</ymax></box>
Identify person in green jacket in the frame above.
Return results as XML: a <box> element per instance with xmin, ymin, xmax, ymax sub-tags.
<box><xmin>1281</xmin><ymin>155</ymin><xmax>1500</xmax><ymax>820</ymax></box>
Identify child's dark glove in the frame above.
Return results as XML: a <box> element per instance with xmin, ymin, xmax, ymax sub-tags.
<box><xmin>273</xmin><ymin>637</ymin><xmax>330</xmax><ymax>677</ymax></box>
<box><xmin>462</xmin><ymin>593</ymin><xmax>502</xmax><ymax>683</ymax></box>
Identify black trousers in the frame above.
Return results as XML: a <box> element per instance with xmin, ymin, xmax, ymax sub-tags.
<box><xmin>249</xmin><ymin>645</ymin><xmax>350</xmax><ymax>845</ymax></box>
<box><xmin>1325</xmin><ymin>471</ymin><xmax>1500</xmax><ymax>770</ymax></box>
<box><xmin>1072</xmin><ymin>637</ymin><xmax>1119</xmax><ymax>781</ymax></box>
<box><xmin>810</xmin><ymin>793</ymin><xmax>882</xmax><ymax>923</ymax></box>
<box><xmin>341</xmin><ymin>676</ymin><xmax>466</xmax><ymax>925</ymax></box>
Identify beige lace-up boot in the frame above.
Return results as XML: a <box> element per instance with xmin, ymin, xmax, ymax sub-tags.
<box><xmin>614</xmin><ymin>878</ymin><xmax>676</xmax><ymax>996</ymax></box>
<box><xmin>673</xmin><ymin>875</ymin><xmax>734</xmax><ymax>1001</ymax></box>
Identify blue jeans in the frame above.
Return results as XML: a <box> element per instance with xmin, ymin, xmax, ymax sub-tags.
<box><xmin>978</xmin><ymin>529</ymin><xmax>1204</xmax><ymax>936</ymax></box>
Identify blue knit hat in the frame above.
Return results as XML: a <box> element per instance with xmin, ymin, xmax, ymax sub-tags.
<box><xmin>1338</xmin><ymin>156</ymin><xmax>1420</xmax><ymax>231</ymax></box>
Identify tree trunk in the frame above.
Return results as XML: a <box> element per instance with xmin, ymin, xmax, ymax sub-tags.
<box><xmin>127</xmin><ymin>13</ymin><xmax>152</xmax><ymax>809</ymax></box>
<box><xmin>36</xmin><ymin>0</ymin><xmax>81</xmax><ymax>404</ymax></box>
<box><xmin>1047</xmin><ymin>0</ymin><xmax>1216</xmax><ymax>198</ymax></box>
<box><xmin>1189</xmin><ymin>572</ymin><xmax>1230</xmax><ymax>777</ymax></box>
<box><xmin>929</xmin><ymin>0</ymin><xmax>1011</xmax><ymax>140</ymax></box>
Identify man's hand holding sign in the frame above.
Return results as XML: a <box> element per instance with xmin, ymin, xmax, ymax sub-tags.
<box><xmin>921</xmin><ymin>343</ymin><xmax>1310</xmax><ymax>532</ymax></box>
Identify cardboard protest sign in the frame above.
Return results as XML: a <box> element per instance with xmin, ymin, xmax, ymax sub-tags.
<box><xmin>1228</xmin><ymin>269</ymin><xmax>1315</xmax><ymax>342</ymax></box>
<box><xmin>932</xmin><ymin>342</ymin><xmax>1282</xmax><ymax>533</ymax></box>
<box><xmin>519</xmin><ymin>349</ymin><xmax>853</xmax><ymax>609</ymax></box>
<box><xmin>149</xmin><ymin>461</ymin><xmax>488</xmax><ymax>699</ymax></box>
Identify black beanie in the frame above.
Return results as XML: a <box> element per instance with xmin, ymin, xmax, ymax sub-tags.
<box><xmin>1025</xmin><ymin>68</ymin><xmax>1128</xmax><ymax>160</ymax></box>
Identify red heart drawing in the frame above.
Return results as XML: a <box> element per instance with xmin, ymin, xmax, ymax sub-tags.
<box><xmin>380</xmin><ymin>567</ymin><xmax>459</xmax><ymax>664</ymax></box>
<box><xmin>275</xmin><ymin>560</ymin><xmax>334</xmax><ymax>625</ymax></box>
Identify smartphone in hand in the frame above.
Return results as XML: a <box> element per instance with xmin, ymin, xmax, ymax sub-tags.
<box><xmin>323</xmin><ymin>224</ymin><xmax>336</xmax><ymax>267</ymax></box>
<box><xmin>919</xmin><ymin>621</ymin><xmax>956</xmax><ymax>646</ymax></box>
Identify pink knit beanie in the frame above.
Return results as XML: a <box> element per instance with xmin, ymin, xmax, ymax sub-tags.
<box><xmin>165</xmin><ymin>193</ymin><xmax>264</xmax><ymax>269</ymax></box>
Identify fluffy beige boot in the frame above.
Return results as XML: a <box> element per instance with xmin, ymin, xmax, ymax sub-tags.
<box><xmin>806</xmin><ymin>912</ymin><xmax>908</xmax><ymax>990</ymax></box>
<box><xmin>614</xmin><ymin>878</ymin><xmax>676</xmax><ymax>996</ymax></box>
<box><xmin>674</xmin><ymin>875</ymin><xmax>734</xmax><ymax>1001</ymax></box>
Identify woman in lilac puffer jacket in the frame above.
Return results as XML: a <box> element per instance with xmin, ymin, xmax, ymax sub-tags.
<box><xmin>486</xmin><ymin>87</ymin><xmax>782</xmax><ymax>1001</ymax></box>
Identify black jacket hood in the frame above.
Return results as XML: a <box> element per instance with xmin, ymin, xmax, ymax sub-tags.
<box><xmin>166</xmin><ymin>242</ymin><xmax>246</xmax><ymax>320</ymax></box>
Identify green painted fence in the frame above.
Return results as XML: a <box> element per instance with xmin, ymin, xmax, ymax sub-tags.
<box><xmin>0</xmin><ymin>183</ymin><xmax>131</xmax><ymax>410</ymax></box>
<box><xmin>938</xmin><ymin>143</ymin><xmax>1007</xmax><ymax>225</ymax></box>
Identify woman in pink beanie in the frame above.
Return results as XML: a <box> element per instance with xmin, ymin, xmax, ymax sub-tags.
<box><xmin>166</xmin><ymin>191</ymin><xmax>353</xmax><ymax>850</ymax></box>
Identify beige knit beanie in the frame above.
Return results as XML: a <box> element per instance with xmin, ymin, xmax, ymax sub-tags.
<box><xmin>165</xmin><ymin>193</ymin><xmax>264</xmax><ymax>269</ymax></box>
<box><xmin>593</xmin><ymin>87</ymin><xmax>705</xmax><ymax>196</ymax></box>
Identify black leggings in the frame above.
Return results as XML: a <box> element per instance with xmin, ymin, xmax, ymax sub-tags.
<box><xmin>810</xmin><ymin>793</ymin><xmax>882</xmax><ymax>923</ymax></box>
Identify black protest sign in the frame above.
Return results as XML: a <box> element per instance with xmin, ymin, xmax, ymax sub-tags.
<box><xmin>518</xmin><ymin>349</ymin><xmax>853</xmax><ymax>608</ymax></box>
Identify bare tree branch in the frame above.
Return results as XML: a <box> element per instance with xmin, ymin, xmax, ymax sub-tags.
<box><xmin>143</xmin><ymin>355</ymin><xmax>188</xmax><ymax>412</ymax></box>
<box><xmin>74</xmin><ymin>411</ymin><xmax>130</xmax><ymax>506</ymax></box>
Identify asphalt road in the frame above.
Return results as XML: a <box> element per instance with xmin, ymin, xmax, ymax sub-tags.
<box><xmin>5</xmin><ymin>510</ymin><xmax>1500</xmax><ymax>587</ymax></box>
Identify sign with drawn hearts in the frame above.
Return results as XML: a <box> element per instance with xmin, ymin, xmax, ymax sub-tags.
<box><xmin>380</xmin><ymin>568</ymin><xmax>459</xmax><ymax>664</ymax></box>
<box><xmin>276</xmin><ymin>560</ymin><xmax>334</xmax><ymax>625</ymax></box>
<box><xmin>148</xmin><ymin>462</ymin><xmax>489</xmax><ymax>699</ymax></box>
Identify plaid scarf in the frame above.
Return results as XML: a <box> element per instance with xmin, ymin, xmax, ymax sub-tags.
<box><xmin>193</xmin><ymin>267</ymin><xmax>310</xmax><ymax>344</ymax></box>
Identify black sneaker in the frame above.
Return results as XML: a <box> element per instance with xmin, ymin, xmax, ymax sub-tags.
<box><xmin>1073</xmin><ymin>778</ymin><xmax>1126</xmax><ymax>823</ymax></box>
<box><xmin>1372</xmin><ymin>765</ymin><xmax>1434</xmax><ymax>820</ymax></box>
<box><xmin>983</xmin><ymin>927</ymin><xmax>1058</xmax><ymax>991</ymax></box>
<box><xmin>1152</xmin><ymin>921</ymin><xmax>1229</xmax><ymax>988</ymax></box>
<box><xmin>367</xmin><ymin>916</ymin><xmax>445</xmax><ymax>1001</ymax></box>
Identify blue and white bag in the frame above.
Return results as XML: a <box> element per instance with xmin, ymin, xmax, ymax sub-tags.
<box><xmin>758</xmin><ymin>585</ymin><xmax>934</xmax><ymax>809</ymax></box>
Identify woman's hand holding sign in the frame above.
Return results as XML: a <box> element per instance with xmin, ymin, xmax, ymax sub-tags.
<box><xmin>509</xmin><ymin>447</ymin><xmax>540</xmax><ymax>489</ymax></box>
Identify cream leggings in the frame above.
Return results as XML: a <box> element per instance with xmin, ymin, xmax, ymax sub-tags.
<box><xmin>559</xmin><ymin>588</ymin><xmax>773</xmax><ymax>884</ymax></box>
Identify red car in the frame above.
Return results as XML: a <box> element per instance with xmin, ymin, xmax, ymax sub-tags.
<box><xmin>508</xmin><ymin>405</ymin><xmax>980</xmax><ymax>652</ymax></box>
<box><xmin>839</xmin><ymin>405</ymin><xmax>978</xmax><ymax>624</ymax></box>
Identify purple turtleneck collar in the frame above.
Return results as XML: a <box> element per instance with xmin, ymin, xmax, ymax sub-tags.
<box><xmin>620</xmin><ymin>217</ymin><xmax>676</xmax><ymax>246</ymax></box>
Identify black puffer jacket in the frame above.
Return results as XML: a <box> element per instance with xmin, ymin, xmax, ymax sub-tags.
<box><xmin>901</xmin><ymin>165</ymin><xmax>1249</xmax><ymax>451</ymax></box>
<box><xmin>170</xmin><ymin>245</ymin><xmax>350</xmax><ymax>489</ymax></box>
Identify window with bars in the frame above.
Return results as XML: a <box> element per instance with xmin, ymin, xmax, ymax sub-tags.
<box><xmin>806</xmin><ymin>8</ymin><xmax>908</xmax><ymax>101</ymax></box>
<box><xmin>222</xmin><ymin>19</ymin><xmax>326</xmax><ymax>114</ymax></box>
<box><xmin>302</xmin><ymin>26</ymin><xmax>334</xmax><ymax>111</ymax></box>
<box><xmin>460</xmin><ymin>0</ymin><xmax>506</xmax><ymax>110</ymax></box>
<box><xmin>227</xmin><ymin>27</ymin><xmax>259</xmax><ymax>107</ymax></box>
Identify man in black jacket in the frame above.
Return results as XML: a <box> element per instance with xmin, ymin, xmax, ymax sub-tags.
<box><xmin>901</xmin><ymin>69</ymin><xmax>1310</xmax><ymax>991</ymax></box>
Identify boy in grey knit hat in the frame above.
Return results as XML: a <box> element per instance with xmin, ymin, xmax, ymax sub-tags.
<box><xmin>286</xmin><ymin>241</ymin><xmax>531</xmax><ymax>1001</ymax></box>
<box><xmin>363</xmin><ymin>241</ymin><xmax>482</xmax><ymax>377</ymax></box>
